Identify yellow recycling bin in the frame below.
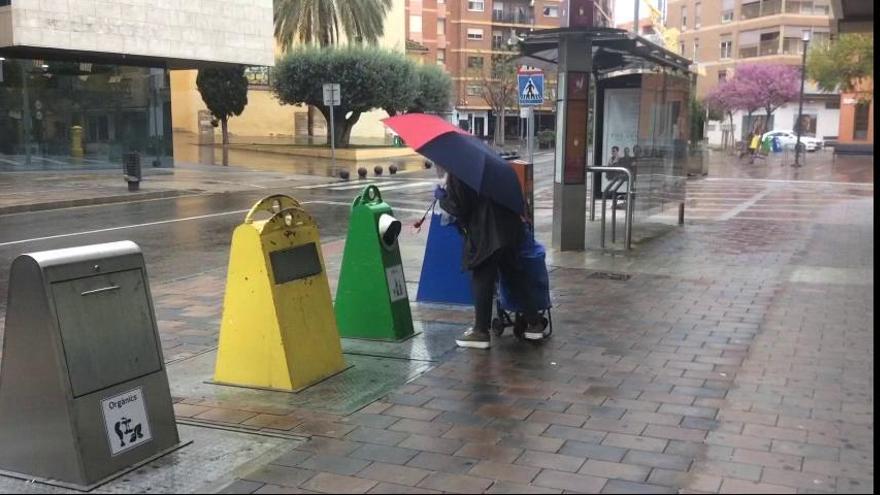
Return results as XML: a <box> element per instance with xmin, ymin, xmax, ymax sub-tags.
<box><xmin>214</xmin><ymin>194</ymin><xmax>346</xmax><ymax>392</ymax></box>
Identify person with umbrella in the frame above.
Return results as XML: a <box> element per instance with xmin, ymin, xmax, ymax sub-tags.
<box><xmin>384</xmin><ymin>114</ymin><xmax>546</xmax><ymax>349</ymax></box>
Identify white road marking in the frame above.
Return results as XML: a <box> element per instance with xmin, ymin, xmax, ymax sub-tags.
<box><xmin>0</xmin><ymin>199</ymin><xmax>424</xmax><ymax>247</ymax></box>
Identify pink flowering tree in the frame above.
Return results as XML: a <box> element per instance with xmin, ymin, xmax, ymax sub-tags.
<box><xmin>704</xmin><ymin>83</ymin><xmax>737</xmax><ymax>149</ymax></box>
<box><xmin>731</xmin><ymin>63</ymin><xmax>801</xmax><ymax>133</ymax></box>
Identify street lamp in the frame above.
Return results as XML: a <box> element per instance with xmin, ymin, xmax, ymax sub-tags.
<box><xmin>793</xmin><ymin>29</ymin><xmax>811</xmax><ymax>167</ymax></box>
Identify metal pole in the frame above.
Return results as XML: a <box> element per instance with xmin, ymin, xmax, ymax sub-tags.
<box><xmin>20</xmin><ymin>62</ymin><xmax>32</xmax><ymax>166</ymax></box>
<box><xmin>633</xmin><ymin>0</ymin><xmax>640</xmax><ymax>34</ymax></box>
<box><xmin>624</xmin><ymin>170</ymin><xmax>632</xmax><ymax>250</ymax></box>
<box><xmin>794</xmin><ymin>37</ymin><xmax>809</xmax><ymax>167</ymax></box>
<box><xmin>329</xmin><ymin>99</ymin><xmax>336</xmax><ymax>172</ymax></box>
<box><xmin>527</xmin><ymin>106</ymin><xmax>535</xmax><ymax>164</ymax></box>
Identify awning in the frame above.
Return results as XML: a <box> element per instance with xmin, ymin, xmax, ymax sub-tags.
<box><xmin>518</xmin><ymin>27</ymin><xmax>693</xmax><ymax>77</ymax></box>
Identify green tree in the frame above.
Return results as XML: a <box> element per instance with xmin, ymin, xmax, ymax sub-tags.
<box><xmin>807</xmin><ymin>33</ymin><xmax>873</xmax><ymax>102</ymax></box>
<box><xmin>274</xmin><ymin>0</ymin><xmax>393</xmax><ymax>48</ymax></box>
<box><xmin>196</xmin><ymin>66</ymin><xmax>248</xmax><ymax>166</ymax></box>
<box><xmin>408</xmin><ymin>64</ymin><xmax>453</xmax><ymax>114</ymax></box>
<box><xmin>272</xmin><ymin>46</ymin><xmax>417</xmax><ymax>147</ymax></box>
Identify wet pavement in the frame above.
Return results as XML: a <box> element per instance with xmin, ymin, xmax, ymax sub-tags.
<box><xmin>0</xmin><ymin>149</ymin><xmax>873</xmax><ymax>493</ymax></box>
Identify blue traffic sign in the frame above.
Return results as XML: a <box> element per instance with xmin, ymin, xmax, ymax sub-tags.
<box><xmin>518</xmin><ymin>70</ymin><xmax>544</xmax><ymax>106</ymax></box>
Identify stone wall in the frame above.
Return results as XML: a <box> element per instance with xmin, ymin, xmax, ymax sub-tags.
<box><xmin>2</xmin><ymin>0</ymin><xmax>273</xmax><ymax>66</ymax></box>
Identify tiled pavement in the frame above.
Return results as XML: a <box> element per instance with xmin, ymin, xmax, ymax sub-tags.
<box><xmin>204</xmin><ymin>155</ymin><xmax>872</xmax><ymax>493</ymax></box>
<box><xmin>2</xmin><ymin>152</ymin><xmax>871</xmax><ymax>493</ymax></box>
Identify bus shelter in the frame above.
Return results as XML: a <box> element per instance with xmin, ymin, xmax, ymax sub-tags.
<box><xmin>519</xmin><ymin>27</ymin><xmax>697</xmax><ymax>250</ymax></box>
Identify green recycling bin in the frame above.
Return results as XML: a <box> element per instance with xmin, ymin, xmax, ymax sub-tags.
<box><xmin>334</xmin><ymin>185</ymin><xmax>415</xmax><ymax>341</ymax></box>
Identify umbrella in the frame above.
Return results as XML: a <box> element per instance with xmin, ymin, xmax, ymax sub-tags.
<box><xmin>383</xmin><ymin>114</ymin><xmax>524</xmax><ymax>215</ymax></box>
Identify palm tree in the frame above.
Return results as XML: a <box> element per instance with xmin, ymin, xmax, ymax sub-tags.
<box><xmin>274</xmin><ymin>0</ymin><xmax>393</xmax><ymax>49</ymax></box>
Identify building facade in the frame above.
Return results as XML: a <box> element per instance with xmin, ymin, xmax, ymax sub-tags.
<box><xmin>0</xmin><ymin>0</ymin><xmax>273</xmax><ymax>166</ymax></box>
<box><xmin>666</xmin><ymin>0</ymin><xmax>839</xmax><ymax>144</ymax></box>
<box><xmin>407</xmin><ymin>0</ymin><xmax>581</xmax><ymax>140</ymax></box>
<box><xmin>828</xmin><ymin>0</ymin><xmax>873</xmax><ymax>153</ymax></box>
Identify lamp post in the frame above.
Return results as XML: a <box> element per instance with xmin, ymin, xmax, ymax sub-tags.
<box><xmin>793</xmin><ymin>30</ymin><xmax>811</xmax><ymax>167</ymax></box>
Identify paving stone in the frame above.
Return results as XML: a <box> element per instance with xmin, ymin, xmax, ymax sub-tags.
<box><xmin>243</xmin><ymin>466</ymin><xmax>316</xmax><ymax>488</ymax></box>
<box><xmin>301</xmin><ymin>472</ymin><xmax>377</xmax><ymax>493</ymax></box>
<box><xmin>558</xmin><ymin>440</ymin><xmax>627</xmax><ymax>462</ymax></box>
<box><xmin>298</xmin><ymin>454</ymin><xmax>371</xmax><ymax>476</ymax></box>
<box><xmin>398</xmin><ymin>434</ymin><xmax>464</xmax><ymax>455</ymax></box>
<box><xmin>623</xmin><ymin>451</ymin><xmax>693</xmax><ymax>471</ymax></box>
<box><xmin>515</xmin><ymin>450</ymin><xmax>585</xmax><ymax>473</ymax></box>
<box><xmin>469</xmin><ymin>460</ymin><xmax>541</xmax><ymax>484</ymax></box>
<box><xmin>498</xmin><ymin>434</ymin><xmax>565</xmax><ymax>453</ymax></box>
<box><xmin>600</xmin><ymin>479</ymin><xmax>677</xmax><ymax>494</ymax></box>
<box><xmin>345</xmin><ymin>426</ymin><xmax>409</xmax><ymax>446</ymax></box>
<box><xmin>527</xmin><ymin>410</ymin><xmax>586</xmax><ymax>427</ymax></box>
<box><xmin>485</xmin><ymin>481</ymin><xmax>564</xmax><ymax>494</ymax></box>
<box><xmin>532</xmin><ymin>470</ymin><xmax>608</xmax><ymax>492</ymax></box>
<box><xmin>356</xmin><ymin>462</ymin><xmax>433</xmax><ymax>486</ymax></box>
<box><xmin>601</xmin><ymin>433</ymin><xmax>668</xmax><ymax>453</ymax></box>
<box><xmin>350</xmin><ymin>443</ymin><xmax>420</xmax><ymax>465</ymax></box>
<box><xmin>579</xmin><ymin>460</ymin><xmax>651</xmax><ymax>482</ymax></box>
<box><xmin>219</xmin><ymin>479</ymin><xmax>265</xmax><ymax>494</ymax></box>
<box><xmin>543</xmin><ymin>425</ymin><xmax>607</xmax><ymax>443</ymax></box>
<box><xmin>388</xmin><ymin>418</ymin><xmax>453</xmax><ymax>437</ymax></box>
<box><xmin>417</xmin><ymin>472</ymin><xmax>494</xmax><ymax>493</ymax></box>
<box><xmin>719</xmin><ymin>478</ymin><xmax>797</xmax><ymax>494</ymax></box>
<box><xmin>454</xmin><ymin>443</ymin><xmax>524</xmax><ymax>463</ymax></box>
<box><xmin>384</xmin><ymin>405</ymin><xmax>442</xmax><ymax>421</ymax></box>
<box><xmin>367</xmin><ymin>482</ymin><xmax>442</xmax><ymax>494</ymax></box>
<box><xmin>730</xmin><ymin>448</ymin><xmax>804</xmax><ymax>471</ymax></box>
<box><xmin>407</xmin><ymin>451</ymin><xmax>480</xmax><ymax>474</ymax></box>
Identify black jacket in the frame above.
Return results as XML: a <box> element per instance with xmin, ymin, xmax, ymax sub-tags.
<box><xmin>439</xmin><ymin>174</ymin><xmax>524</xmax><ymax>270</ymax></box>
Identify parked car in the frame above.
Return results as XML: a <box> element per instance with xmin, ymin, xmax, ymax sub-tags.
<box><xmin>762</xmin><ymin>130</ymin><xmax>824</xmax><ymax>151</ymax></box>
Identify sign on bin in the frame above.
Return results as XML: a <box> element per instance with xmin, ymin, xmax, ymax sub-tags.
<box><xmin>101</xmin><ymin>387</ymin><xmax>153</xmax><ymax>457</ymax></box>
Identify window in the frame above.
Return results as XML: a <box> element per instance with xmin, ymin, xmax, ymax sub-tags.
<box><xmin>793</xmin><ymin>114</ymin><xmax>817</xmax><ymax>136</ymax></box>
<box><xmin>679</xmin><ymin>41</ymin><xmax>685</xmax><ymax>55</ymax></box>
<box><xmin>854</xmin><ymin>102</ymin><xmax>870</xmax><ymax>140</ymax></box>
<box><xmin>759</xmin><ymin>31</ymin><xmax>780</xmax><ymax>56</ymax></box>
<box><xmin>437</xmin><ymin>18</ymin><xmax>446</xmax><ymax>35</ymax></box>
<box><xmin>543</xmin><ymin>5</ymin><xmax>559</xmax><ymax>17</ymax></box>
<box><xmin>718</xmin><ymin>69</ymin><xmax>728</xmax><ymax>82</ymax></box>
<box><xmin>466</xmin><ymin>85</ymin><xmax>482</xmax><ymax>96</ymax></box>
<box><xmin>468</xmin><ymin>0</ymin><xmax>484</xmax><ymax>12</ymax></box>
<box><xmin>722</xmin><ymin>0</ymin><xmax>734</xmax><ymax>22</ymax></box>
<box><xmin>694</xmin><ymin>2</ymin><xmax>702</xmax><ymax>27</ymax></box>
<box><xmin>825</xmin><ymin>100</ymin><xmax>840</xmax><ymax>109</ymax></box>
<box><xmin>739</xmin><ymin>30</ymin><xmax>759</xmax><ymax>58</ymax></box>
<box><xmin>681</xmin><ymin>6</ymin><xmax>687</xmax><ymax>30</ymax></box>
<box><xmin>693</xmin><ymin>39</ymin><xmax>699</xmax><ymax>61</ymax></box>
<box><xmin>467</xmin><ymin>28</ymin><xmax>484</xmax><ymax>40</ymax></box>
<box><xmin>436</xmin><ymin>49</ymin><xmax>446</xmax><ymax>66</ymax></box>
<box><xmin>720</xmin><ymin>38</ymin><xmax>733</xmax><ymax>59</ymax></box>
<box><xmin>467</xmin><ymin>56</ymin><xmax>484</xmax><ymax>69</ymax></box>
<box><xmin>493</xmin><ymin>31</ymin><xmax>504</xmax><ymax>49</ymax></box>
<box><xmin>410</xmin><ymin>15</ymin><xmax>422</xmax><ymax>33</ymax></box>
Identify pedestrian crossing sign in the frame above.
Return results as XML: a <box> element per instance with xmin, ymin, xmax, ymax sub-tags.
<box><xmin>518</xmin><ymin>69</ymin><xmax>544</xmax><ymax>106</ymax></box>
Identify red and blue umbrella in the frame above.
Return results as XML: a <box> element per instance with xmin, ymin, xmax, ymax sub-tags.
<box><xmin>383</xmin><ymin>113</ymin><xmax>524</xmax><ymax>215</ymax></box>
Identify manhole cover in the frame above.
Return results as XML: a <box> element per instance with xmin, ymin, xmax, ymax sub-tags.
<box><xmin>586</xmin><ymin>271</ymin><xmax>632</xmax><ymax>281</ymax></box>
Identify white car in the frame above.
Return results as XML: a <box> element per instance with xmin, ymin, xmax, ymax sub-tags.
<box><xmin>762</xmin><ymin>130</ymin><xmax>823</xmax><ymax>151</ymax></box>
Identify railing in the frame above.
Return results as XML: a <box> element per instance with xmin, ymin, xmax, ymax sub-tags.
<box><xmin>587</xmin><ymin>166</ymin><xmax>634</xmax><ymax>250</ymax></box>
<box><xmin>492</xmin><ymin>10</ymin><xmax>534</xmax><ymax>25</ymax></box>
<box><xmin>759</xmin><ymin>39</ymin><xmax>780</xmax><ymax>56</ymax></box>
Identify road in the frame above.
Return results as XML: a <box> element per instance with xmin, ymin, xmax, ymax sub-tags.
<box><xmin>0</xmin><ymin>173</ymin><xmax>443</xmax><ymax>312</ymax></box>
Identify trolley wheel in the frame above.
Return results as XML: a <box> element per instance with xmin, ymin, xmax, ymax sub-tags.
<box><xmin>491</xmin><ymin>317</ymin><xmax>505</xmax><ymax>336</ymax></box>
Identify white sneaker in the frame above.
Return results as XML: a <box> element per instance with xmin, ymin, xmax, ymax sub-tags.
<box><xmin>455</xmin><ymin>328</ymin><xmax>491</xmax><ymax>349</ymax></box>
<box><xmin>523</xmin><ymin>320</ymin><xmax>549</xmax><ymax>341</ymax></box>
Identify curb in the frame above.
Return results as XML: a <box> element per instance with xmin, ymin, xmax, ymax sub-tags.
<box><xmin>0</xmin><ymin>189</ymin><xmax>205</xmax><ymax>215</ymax></box>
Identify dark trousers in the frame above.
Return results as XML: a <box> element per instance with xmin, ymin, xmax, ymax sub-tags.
<box><xmin>471</xmin><ymin>247</ymin><xmax>538</xmax><ymax>332</ymax></box>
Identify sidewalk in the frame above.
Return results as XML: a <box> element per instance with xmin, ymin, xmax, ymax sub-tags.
<box><xmin>177</xmin><ymin>154</ymin><xmax>870</xmax><ymax>493</ymax></box>
<box><xmin>0</xmin><ymin>152</ymin><xmax>873</xmax><ymax>494</ymax></box>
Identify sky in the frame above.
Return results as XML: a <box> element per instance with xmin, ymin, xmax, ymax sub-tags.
<box><xmin>613</xmin><ymin>0</ymin><xmax>660</xmax><ymax>25</ymax></box>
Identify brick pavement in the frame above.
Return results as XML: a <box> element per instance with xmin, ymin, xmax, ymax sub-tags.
<box><xmin>213</xmin><ymin>159</ymin><xmax>873</xmax><ymax>493</ymax></box>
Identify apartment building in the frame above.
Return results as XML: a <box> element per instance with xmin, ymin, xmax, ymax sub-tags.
<box><xmin>408</xmin><ymin>0</ymin><xmax>573</xmax><ymax>139</ymax></box>
<box><xmin>667</xmin><ymin>0</ymin><xmax>839</xmax><ymax>143</ymax></box>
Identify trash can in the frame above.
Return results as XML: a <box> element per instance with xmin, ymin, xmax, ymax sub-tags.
<box><xmin>123</xmin><ymin>152</ymin><xmax>141</xmax><ymax>192</ymax></box>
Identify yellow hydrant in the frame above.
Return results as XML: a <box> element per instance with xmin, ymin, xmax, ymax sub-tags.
<box><xmin>70</xmin><ymin>125</ymin><xmax>84</xmax><ymax>158</ymax></box>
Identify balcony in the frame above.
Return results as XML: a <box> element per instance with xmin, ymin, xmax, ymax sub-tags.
<box><xmin>492</xmin><ymin>10</ymin><xmax>534</xmax><ymax>25</ymax></box>
<box><xmin>741</xmin><ymin>0</ymin><xmax>783</xmax><ymax>20</ymax></box>
<box><xmin>739</xmin><ymin>45</ymin><xmax>759</xmax><ymax>58</ymax></box>
<box><xmin>759</xmin><ymin>38</ymin><xmax>780</xmax><ymax>56</ymax></box>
